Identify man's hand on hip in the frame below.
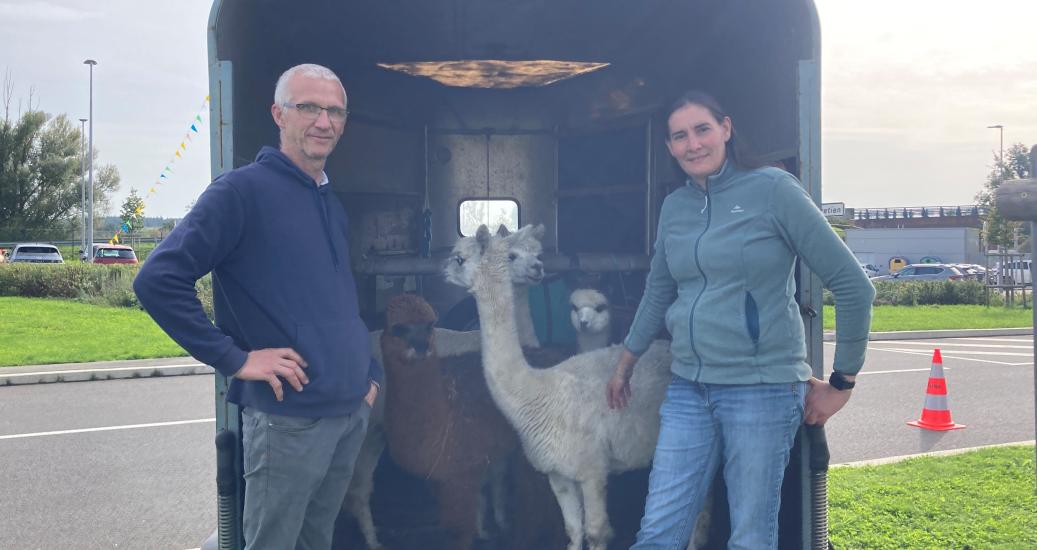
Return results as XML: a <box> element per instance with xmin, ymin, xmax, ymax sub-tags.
<box><xmin>364</xmin><ymin>382</ymin><xmax>378</xmax><ymax>408</ymax></box>
<box><xmin>235</xmin><ymin>348</ymin><xmax>309</xmax><ymax>401</ymax></box>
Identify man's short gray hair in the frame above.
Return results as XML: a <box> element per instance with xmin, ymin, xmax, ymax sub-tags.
<box><xmin>273</xmin><ymin>63</ymin><xmax>347</xmax><ymax>107</ymax></box>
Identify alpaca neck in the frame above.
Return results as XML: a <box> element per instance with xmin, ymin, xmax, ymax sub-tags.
<box><xmin>577</xmin><ymin>327</ymin><xmax>610</xmax><ymax>353</ymax></box>
<box><xmin>513</xmin><ymin>284</ymin><xmax>540</xmax><ymax>348</ymax></box>
<box><xmin>383</xmin><ymin>349</ymin><xmax>451</xmax><ymax>448</ymax></box>
<box><xmin>472</xmin><ymin>269</ymin><xmax>540</xmax><ymax>412</ymax></box>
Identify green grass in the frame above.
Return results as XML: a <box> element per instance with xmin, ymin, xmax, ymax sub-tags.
<box><xmin>824</xmin><ymin>304</ymin><xmax>1034</xmax><ymax>332</ymax></box>
<box><xmin>0</xmin><ymin>297</ymin><xmax>186</xmax><ymax>366</ymax></box>
<box><xmin>830</xmin><ymin>445</ymin><xmax>1037</xmax><ymax>549</ymax></box>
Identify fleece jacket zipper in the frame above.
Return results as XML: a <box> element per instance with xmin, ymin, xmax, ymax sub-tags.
<box><xmin>689</xmin><ymin>188</ymin><xmax>711</xmax><ymax>381</ymax></box>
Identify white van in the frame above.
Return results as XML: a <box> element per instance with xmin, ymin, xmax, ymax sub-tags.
<box><xmin>994</xmin><ymin>260</ymin><xmax>1032</xmax><ymax>285</ymax></box>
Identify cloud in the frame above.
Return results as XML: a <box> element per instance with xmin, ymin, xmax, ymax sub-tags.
<box><xmin>0</xmin><ymin>1</ymin><xmax>99</xmax><ymax>22</ymax></box>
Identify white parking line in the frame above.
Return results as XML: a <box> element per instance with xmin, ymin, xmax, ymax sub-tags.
<box><xmin>858</xmin><ymin>368</ymin><xmax>940</xmax><ymax>375</ymax></box>
<box><xmin>0</xmin><ymin>418</ymin><xmax>215</xmax><ymax>441</ymax></box>
<box><xmin>866</xmin><ymin>346</ymin><xmax>1028</xmax><ymax>367</ymax></box>
<box><xmin>954</xmin><ymin>337</ymin><xmax>1033</xmax><ymax>343</ymax></box>
<box><xmin>846</xmin><ymin>344</ymin><xmax>1033</xmax><ymax>366</ymax></box>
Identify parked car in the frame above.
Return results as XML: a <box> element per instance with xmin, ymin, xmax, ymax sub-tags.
<box><xmin>870</xmin><ymin>263</ymin><xmax>965</xmax><ymax>282</ymax></box>
<box><xmin>8</xmin><ymin>243</ymin><xmax>64</xmax><ymax>264</ymax></box>
<box><xmin>90</xmin><ymin>243</ymin><xmax>138</xmax><ymax>265</ymax></box>
<box><xmin>859</xmin><ymin>263</ymin><xmax>879</xmax><ymax>277</ymax></box>
<box><xmin>952</xmin><ymin>264</ymin><xmax>986</xmax><ymax>282</ymax></box>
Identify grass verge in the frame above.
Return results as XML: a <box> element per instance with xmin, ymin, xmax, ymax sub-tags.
<box><xmin>829</xmin><ymin>445</ymin><xmax>1036</xmax><ymax>549</ymax></box>
<box><xmin>0</xmin><ymin>297</ymin><xmax>186</xmax><ymax>366</ymax></box>
<box><xmin>824</xmin><ymin>304</ymin><xmax>1033</xmax><ymax>332</ymax></box>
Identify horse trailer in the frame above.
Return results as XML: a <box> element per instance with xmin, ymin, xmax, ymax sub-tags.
<box><xmin>204</xmin><ymin>1</ymin><xmax>833</xmax><ymax>548</ymax></box>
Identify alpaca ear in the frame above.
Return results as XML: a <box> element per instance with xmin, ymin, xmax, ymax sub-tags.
<box><xmin>532</xmin><ymin>224</ymin><xmax>546</xmax><ymax>239</ymax></box>
<box><xmin>496</xmin><ymin>225</ymin><xmax>511</xmax><ymax>237</ymax></box>
<box><xmin>476</xmin><ymin>225</ymin><xmax>491</xmax><ymax>251</ymax></box>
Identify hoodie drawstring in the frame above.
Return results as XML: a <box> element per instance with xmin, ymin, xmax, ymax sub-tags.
<box><xmin>315</xmin><ymin>184</ymin><xmax>340</xmax><ymax>269</ymax></box>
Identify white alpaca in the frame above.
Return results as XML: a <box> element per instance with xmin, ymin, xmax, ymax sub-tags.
<box><xmin>444</xmin><ymin>225</ymin><xmax>673</xmax><ymax>550</ymax></box>
<box><xmin>569</xmin><ymin>289</ymin><xmax>612</xmax><ymax>353</ymax></box>
<box><xmin>345</xmin><ymin>231</ymin><xmax>545</xmax><ymax>548</ymax></box>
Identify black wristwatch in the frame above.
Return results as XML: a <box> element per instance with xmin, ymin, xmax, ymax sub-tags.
<box><xmin>828</xmin><ymin>370</ymin><xmax>856</xmax><ymax>391</ymax></box>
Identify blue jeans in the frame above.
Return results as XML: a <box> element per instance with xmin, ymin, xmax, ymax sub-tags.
<box><xmin>241</xmin><ymin>404</ymin><xmax>370</xmax><ymax>550</ymax></box>
<box><xmin>632</xmin><ymin>378</ymin><xmax>807</xmax><ymax>550</ymax></box>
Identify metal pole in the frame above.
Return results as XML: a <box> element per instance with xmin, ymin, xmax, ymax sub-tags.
<box><xmin>78</xmin><ymin>118</ymin><xmax>87</xmax><ymax>260</ymax></box>
<box><xmin>84</xmin><ymin>60</ymin><xmax>97</xmax><ymax>253</ymax></box>
<box><xmin>1028</xmin><ymin>145</ymin><xmax>1037</xmax><ymax>471</ymax></box>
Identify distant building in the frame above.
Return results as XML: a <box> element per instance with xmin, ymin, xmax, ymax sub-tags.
<box><xmin>841</xmin><ymin>205</ymin><xmax>985</xmax><ymax>274</ymax></box>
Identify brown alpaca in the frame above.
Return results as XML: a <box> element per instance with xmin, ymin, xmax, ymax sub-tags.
<box><xmin>381</xmin><ymin>293</ymin><xmax>520</xmax><ymax>549</ymax></box>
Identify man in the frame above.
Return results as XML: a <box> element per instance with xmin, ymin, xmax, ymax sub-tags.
<box><xmin>134</xmin><ymin>63</ymin><xmax>381</xmax><ymax>550</ymax></box>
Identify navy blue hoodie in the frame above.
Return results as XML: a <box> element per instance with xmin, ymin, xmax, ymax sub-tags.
<box><xmin>134</xmin><ymin>146</ymin><xmax>382</xmax><ymax>417</ymax></box>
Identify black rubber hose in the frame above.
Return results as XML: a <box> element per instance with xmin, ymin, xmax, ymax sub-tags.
<box><xmin>215</xmin><ymin>429</ymin><xmax>239</xmax><ymax>550</ymax></box>
<box><xmin>805</xmin><ymin>424</ymin><xmax>831</xmax><ymax>550</ymax></box>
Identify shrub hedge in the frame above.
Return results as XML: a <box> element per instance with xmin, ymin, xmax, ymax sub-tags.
<box><xmin>823</xmin><ymin>280</ymin><xmax>998</xmax><ymax>306</ymax></box>
<box><xmin>0</xmin><ymin>263</ymin><xmax>213</xmax><ymax>316</ymax></box>
<box><xmin>0</xmin><ymin>264</ymin><xmax>1005</xmax><ymax>311</ymax></box>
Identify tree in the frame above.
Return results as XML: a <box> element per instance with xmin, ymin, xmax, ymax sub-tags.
<box><xmin>119</xmin><ymin>188</ymin><xmax>146</xmax><ymax>234</ymax></box>
<box><xmin>976</xmin><ymin>143</ymin><xmax>1032</xmax><ymax>250</ymax></box>
<box><xmin>0</xmin><ymin>77</ymin><xmax>121</xmax><ymax>241</ymax></box>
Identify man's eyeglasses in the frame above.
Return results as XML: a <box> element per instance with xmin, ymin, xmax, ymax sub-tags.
<box><xmin>284</xmin><ymin>103</ymin><xmax>349</xmax><ymax>123</ymax></box>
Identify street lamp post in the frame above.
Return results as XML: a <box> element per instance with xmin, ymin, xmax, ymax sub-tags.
<box><xmin>84</xmin><ymin>59</ymin><xmax>97</xmax><ymax>253</ymax></box>
<box><xmin>78</xmin><ymin>117</ymin><xmax>87</xmax><ymax>260</ymax></box>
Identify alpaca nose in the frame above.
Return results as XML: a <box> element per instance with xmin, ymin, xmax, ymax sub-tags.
<box><xmin>412</xmin><ymin>341</ymin><xmax>429</xmax><ymax>357</ymax></box>
<box><xmin>580</xmin><ymin>320</ymin><xmax>589</xmax><ymax>330</ymax></box>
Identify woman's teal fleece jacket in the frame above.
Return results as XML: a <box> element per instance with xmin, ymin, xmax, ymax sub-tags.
<box><xmin>624</xmin><ymin>162</ymin><xmax>875</xmax><ymax>383</ymax></box>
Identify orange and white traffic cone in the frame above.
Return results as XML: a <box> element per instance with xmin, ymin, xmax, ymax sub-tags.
<box><xmin>907</xmin><ymin>349</ymin><xmax>965</xmax><ymax>431</ymax></box>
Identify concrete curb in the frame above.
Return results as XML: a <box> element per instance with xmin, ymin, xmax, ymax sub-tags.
<box><xmin>2</xmin><ymin>327</ymin><xmax>1032</xmax><ymax>386</ymax></box>
<box><xmin>833</xmin><ymin>440</ymin><xmax>1036</xmax><ymax>468</ymax></box>
<box><xmin>0</xmin><ymin>357</ymin><xmax>212</xmax><ymax>386</ymax></box>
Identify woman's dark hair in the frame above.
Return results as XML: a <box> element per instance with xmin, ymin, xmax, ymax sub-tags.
<box><xmin>664</xmin><ymin>90</ymin><xmax>761</xmax><ymax>170</ymax></box>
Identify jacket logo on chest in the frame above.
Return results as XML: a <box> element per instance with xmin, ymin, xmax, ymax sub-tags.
<box><xmin>730</xmin><ymin>204</ymin><xmax>745</xmax><ymax>214</ymax></box>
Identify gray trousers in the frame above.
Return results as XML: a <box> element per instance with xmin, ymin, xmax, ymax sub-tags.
<box><xmin>241</xmin><ymin>404</ymin><xmax>370</xmax><ymax>550</ymax></box>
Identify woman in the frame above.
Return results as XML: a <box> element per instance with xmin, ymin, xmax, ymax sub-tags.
<box><xmin>607</xmin><ymin>91</ymin><xmax>874</xmax><ymax>549</ymax></box>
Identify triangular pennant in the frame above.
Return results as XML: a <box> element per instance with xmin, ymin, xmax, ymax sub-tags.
<box><xmin>180</xmin><ymin>141</ymin><xmax>186</xmax><ymax>150</ymax></box>
<box><xmin>175</xmin><ymin>151</ymin><xmax>182</xmax><ymax>158</ymax></box>
<box><xmin>205</xmin><ymin>95</ymin><xmax>210</xmax><ymax>102</ymax></box>
<box><xmin>149</xmin><ymin>187</ymin><xmax>156</xmax><ymax>194</ymax></box>
<box><xmin>190</xmin><ymin>124</ymin><xmax>198</xmax><ymax>132</ymax></box>
<box><xmin>113</xmin><ymin>234</ymin><xmax>120</xmax><ymax>243</ymax></box>
<box><xmin>196</xmin><ymin>115</ymin><xmax>203</xmax><ymax>123</ymax></box>
<box><xmin>160</xmin><ymin>174</ymin><xmax>167</xmax><ymax>179</ymax></box>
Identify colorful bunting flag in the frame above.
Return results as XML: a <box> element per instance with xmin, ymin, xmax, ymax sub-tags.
<box><xmin>103</xmin><ymin>95</ymin><xmax>209</xmax><ymax>245</ymax></box>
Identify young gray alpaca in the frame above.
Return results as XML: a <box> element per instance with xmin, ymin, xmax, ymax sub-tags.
<box><xmin>569</xmin><ymin>288</ymin><xmax>612</xmax><ymax>353</ymax></box>
<box><xmin>444</xmin><ymin>225</ymin><xmax>673</xmax><ymax>550</ymax></box>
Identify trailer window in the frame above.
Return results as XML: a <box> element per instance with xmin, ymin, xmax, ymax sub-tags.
<box><xmin>458</xmin><ymin>199</ymin><xmax>519</xmax><ymax>237</ymax></box>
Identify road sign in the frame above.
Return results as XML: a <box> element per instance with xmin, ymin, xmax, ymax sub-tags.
<box><xmin>822</xmin><ymin>202</ymin><xmax>845</xmax><ymax>217</ymax></box>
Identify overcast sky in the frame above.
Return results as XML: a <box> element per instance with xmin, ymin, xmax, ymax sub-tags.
<box><xmin>2</xmin><ymin>0</ymin><xmax>1035</xmax><ymax>218</ymax></box>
